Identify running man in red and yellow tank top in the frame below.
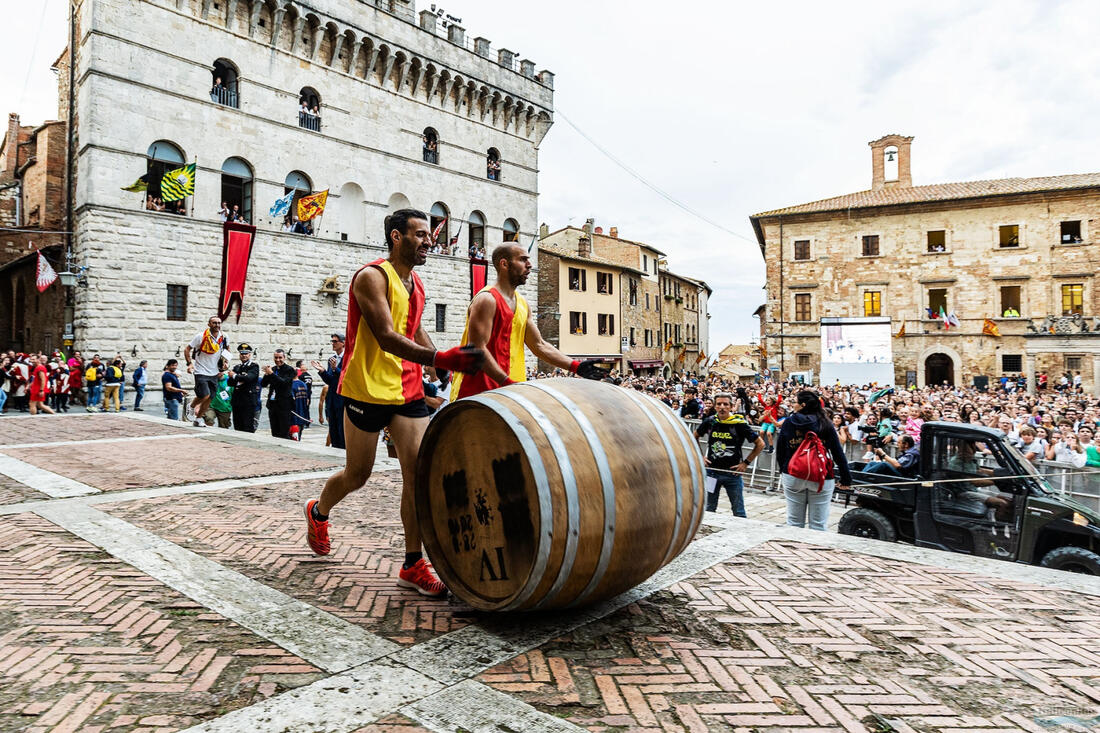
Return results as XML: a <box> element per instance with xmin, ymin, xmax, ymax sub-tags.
<box><xmin>303</xmin><ymin>209</ymin><xmax>486</xmax><ymax>598</ymax></box>
<box><xmin>452</xmin><ymin>243</ymin><xmax>610</xmax><ymax>400</ymax></box>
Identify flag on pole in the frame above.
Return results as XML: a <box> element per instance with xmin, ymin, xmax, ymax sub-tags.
<box><xmin>527</xmin><ymin>232</ymin><xmax>538</xmax><ymax>253</ymax></box>
<box><xmin>663</xmin><ymin>340</ymin><xmax>673</xmax><ymax>351</ymax></box>
<box><xmin>869</xmin><ymin>386</ymin><xmax>895</xmax><ymax>405</ymax></box>
<box><xmin>895</xmin><ymin>322</ymin><xmax>906</xmax><ymax>338</ymax></box>
<box><xmin>982</xmin><ymin>318</ymin><xmax>1001</xmax><ymax>337</ymax></box>
<box><xmin>947</xmin><ymin>311</ymin><xmax>960</xmax><ymax>329</ymax></box>
<box><xmin>926</xmin><ymin>307</ymin><xmax>938</xmax><ymax>320</ymax></box>
<box><xmin>759</xmin><ymin>343</ymin><xmax>767</xmax><ymax>359</ymax></box>
<box><xmin>36</xmin><ymin>251</ymin><xmax>58</xmax><ymax>292</ymax></box>
<box><xmin>269</xmin><ymin>190</ymin><xmax>295</xmax><ymax>218</ymax></box>
<box><xmin>938</xmin><ymin>305</ymin><xmax>950</xmax><ymax>329</ymax></box>
<box><xmin>159</xmin><ymin>162</ymin><xmax>196</xmax><ymax>202</ymax></box>
<box><xmin>431</xmin><ymin>216</ymin><xmax>448</xmax><ymax>244</ymax></box>
<box><xmin>297</xmin><ymin>189</ymin><xmax>328</xmax><ymax>222</ymax></box>
<box><xmin>121</xmin><ymin>174</ymin><xmax>148</xmax><ymax>193</ymax></box>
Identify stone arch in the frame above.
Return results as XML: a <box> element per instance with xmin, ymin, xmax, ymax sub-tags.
<box><xmin>390</xmin><ymin>51</ymin><xmax>407</xmax><ymax>91</ymax></box>
<box><xmin>435</xmin><ymin>70</ymin><xmax>452</xmax><ymax>106</ymax></box>
<box><xmin>277</xmin><ymin>3</ymin><xmax>298</xmax><ymax>51</ymax></box>
<box><xmin>301</xmin><ymin>13</ymin><xmax>322</xmax><ymax>58</ymax></box>
<box><xmin>335</xmin><ymin>182</ymin><xmax>366</xmax><ymax>243</ymax></box>
<box><xmin>406</xmin><ymin>57</ymin><xmax>423</xmax><ymax>96</ymax></box>
<box><xmin>373</xmin><ymin>44</ymin><xmax>393</xmax><ymax>84</ymax></box>
<box><xmin>917</xmin><ymin>344</ymin><xmax>963</xmax><ymax>387</ymax></box>
<box><xmin>319</xmin><ymin>22</ymin><xmax>339</xmax><ymax>65</ymax></box>
<box><xmin>353</xmin><ymin>38</ymin><xmax>373</xmax><ymax>78</ymax></box>
<box><xmin>337</xmin><ymin>29</ymin><xmax>357</xmax><ymax>72</ymax></box>
<box><xmin>387</xmin><ymin>192</ymin><xmax>411</xmax><ymax>210</ymax></box>
<box><xmin>254</xmin><ymin>0</ymin><xmax>277</xmax><ymax>42</ymax></box>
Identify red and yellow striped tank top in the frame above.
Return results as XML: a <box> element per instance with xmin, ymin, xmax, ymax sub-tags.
<box><xmin>451</xmin><ymin>286</ymin><xmax>528</xmax><ymax>400</ymax></box>
<box><xmin>338</xmin><ymin>259</ymin><xmax>426</xmax><ymax>405</ymax></box>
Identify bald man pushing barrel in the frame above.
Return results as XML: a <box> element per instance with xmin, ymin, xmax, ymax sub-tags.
<box><xmin>451</xmin><ymin>243</ymin><xmax>609</xmax><ymax>400</ymax></box>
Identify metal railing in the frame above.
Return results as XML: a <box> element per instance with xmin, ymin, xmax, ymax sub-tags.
<box><xmin>210</xmin><ymin>86</ymin><xmax>238</xmax><ymax>108</ymax></box>
<box><xmin>298</xmin><ymin>112</ymin><xmax>321</xmax><ymax>132</ymax></box>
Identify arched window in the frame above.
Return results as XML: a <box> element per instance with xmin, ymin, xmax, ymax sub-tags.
<box><xmin>884</xmin><ymin>145</ymin><xmax>899</xmax><ymax>182</ymax></box>
<box><xmin>422</xmin><ymin>127</ymin><xmax>438</xmax><ymax>164</ymax></box>
<box><xmin>486</xmin><ymin>148</ymin><xmax>501</xmax><ymax>181</ymax></box>
<box><xmin>299</xmin><ymin>87</ymin><xmax>321</xmax><ymax>131</ymax></box>
<box><xmin>468</xmin><ymin>210</ymin><xmax>485</xmax><ymax>256</ymax></box>
<box><xmin>220</xmin><ymin>157</ymin><xmax>253</xmax><ymax>223</ymax></box>
<box><xmin>430</xmin><ymin>202</ymin><xmax>449</xmax><ymax>249</ymax></box>
<box><xmin>283</xmin><ymin>171</ymin><xmax>312</xmax><ymax>233</ymax></box>
<box><xmin>145</xmin><ymin>140</ymin><xmax>187</xmax><ymax>215</ymax></box>
<box><xmin>211</xmin><ymin>59</ymin><xmax>239</xmax><ymax>107</ymax></box>
<box><xmin>502</xmin><ymin>218</ymin><xmax>519</xmax><ymax>243</ymax></box>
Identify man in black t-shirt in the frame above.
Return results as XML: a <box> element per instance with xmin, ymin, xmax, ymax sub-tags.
<box><xmin>694</xmin><ymin>392</ymin><xmax>764</xmax><ymax>517</ymax></box>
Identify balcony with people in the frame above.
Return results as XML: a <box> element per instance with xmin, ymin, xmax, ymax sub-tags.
<box><xmin>210</xmin><ymin>59</ymin><xmax>239</xmax><ymax>108</ymax></box>
<box><xmin>487</xmin><ymin>148</ymin><xmax>501</xmax><ymax>181</ymax></box>
<box><xmin>422</xmin><ymin>128</ymin><xmax>439</xmax><ymax>164</ymax></box>
<box><xmin>298</xmin><ymin>87</ymin><xmax>321</xmax><ymax>132</ymax></box>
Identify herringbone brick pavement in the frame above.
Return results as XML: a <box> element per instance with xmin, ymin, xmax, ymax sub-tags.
<box><xmin>104</xmin><ymin>475</ymin><xmax>475</xmax><ymax>645</ymax></box>
<box><xmin>0</xmin><ymin>414</ymin><xmax>191</xmax><ymax>445</ymax></box>
<box><xmin>0</xmin><ymin>512</ymin><xmax>325</xmax><ymax>732</ymax></box>
<box><xmin>5</xmin><ymin>436</ymin><xmax>339</xmax><ymax>491</ymax></box>
<box><xmin>0</xmin><ymin>473</ymin><xmax>47</xmax><ymax>505</ymax></box>
<box><xmin>480</xmin><ymin>540</ymin><xmax>1100</xmax><ymax>732</ymax></box>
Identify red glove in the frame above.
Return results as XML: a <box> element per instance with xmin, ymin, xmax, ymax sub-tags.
<box><xmin>434</xmin><ymin>345</ymin><xmax>483</xmax><ymax>374</ymax></box>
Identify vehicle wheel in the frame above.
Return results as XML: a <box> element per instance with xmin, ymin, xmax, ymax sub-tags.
<box><xmin>1040</xmin><ymin>546</ymin><xmax>1100</xmax><ymax>575</ymax></box>
<box><xmin>837</xmin><ymin>507</ymin><xmax>897</xmax><ymax>542</ymax></box>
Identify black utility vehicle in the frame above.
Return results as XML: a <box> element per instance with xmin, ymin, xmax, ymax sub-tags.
<box><xmin>837</xmin><ymin>421</ymin><xmax>1100</xmax><ymax>574</ymax></box>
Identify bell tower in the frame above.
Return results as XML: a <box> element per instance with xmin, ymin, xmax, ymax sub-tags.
<box><xmin>869</xmin><ymin>134</ymin><xmax>913</xmax><ymax>190</ymax></box>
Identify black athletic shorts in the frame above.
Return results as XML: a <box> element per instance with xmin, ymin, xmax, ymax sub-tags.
<box><xmin>344</xmin><ymin>397</ymin><xmax>429</xmax><ymax>432</ymax></box>
<box><xmin>193</xmin><ymin>374</ymin><xmax>218</xmax><ymax>398</ymax></box>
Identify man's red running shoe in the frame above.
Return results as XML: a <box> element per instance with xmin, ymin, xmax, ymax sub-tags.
<box><xmin>304</xmin><ymin>500</ymin><xmax>330</xmax><ymax>556</ymax></box>
<box><xmin>397</xmin><ymin>558</ymin><xmax>447</xmax><ymax>597</ymax></box>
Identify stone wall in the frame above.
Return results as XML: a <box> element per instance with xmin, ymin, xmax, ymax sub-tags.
<box><xmin>72</xmin><ymin>207</ymin><xmax>533</xmax><ymax>367</ymax></box>
<box><xmin>759</xmin><ymin>190</ymin><xmax>1100</xmax><ymax>388</ymax></box>
<box><xmin>535</xmin><ymin>249</ymin><xmax>560</xmax><ymax>371</ymax></box>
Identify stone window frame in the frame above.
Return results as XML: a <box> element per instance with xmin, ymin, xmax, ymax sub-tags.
<box><xmin>1001</xmin><ymin>354</ymin><xmax>1023</xmax><ymax>372</ymax></box>
<box><xmin>285</xmin><ymin>293</ymin><xmax>302</xmax><ymax>327</ymax></box>
<box><xmin>166</xmin><ymin>284</ymin><xmax>188</xmax><ymax>321</ymax></box>
<box><xmin>859</xmin><ymin>233</ymin><xmax>882</xmax><ymax>258</ymax></box>
<box><xmin>792</xmin><ymin>238</ymin><xmax>812</xmax><ymax>261</ymax></box>
<box><xmin>796</xmin><ymin>353</ymin><xmax>812</xmax><ymax>369</ymax></box>
<box><xmin>1060</xmin><ymin>282</ymin><xmax>1085</xmax><ymax>316</ymax></box>
<box><xmin>924</xmin><ymin>228</ymin><xmax>950</xmax><ymax>255</ymax></box>
<box><xmin>434</xmin><ymin>303</ymin><xmax>446</xmax><ymax>332</ymax></box>
<box><xmin>793</xmin><ymin>292</ymin><xmax>813</xmax><ymax>322</ymax></box>
<box><xmin>995</xmin><ymin>222</ymin><xmax>1025</xmax><ymax>249</ymax></box>
<box><xmin>1057</xmin><ymin>218</ymin><xmax>1088</xmax><ymax>246</ymax></box>
<box><xmin>863</xmin><ymin>290</ymin><xmax>882</xmax><ymax>317</ymax></box>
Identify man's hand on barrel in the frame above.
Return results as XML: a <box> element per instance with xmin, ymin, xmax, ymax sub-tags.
<box><xmin>571</xmin><ymin>359</ymin><xmax>610</xmax><ymax>381</ymax></box>
<box><xmin>434</xmin><ymin>345</ymin><xmax>485</xmax><ymax>375</ymax></box>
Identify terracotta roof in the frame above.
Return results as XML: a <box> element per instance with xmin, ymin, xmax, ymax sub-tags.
<box><xmin>751</xmin><ymin>172</ymin><xmax>1100</xmax><ymax>218</ymax></box>
<box><xmin>542</xmin><ymin>226</ymin><xmax>668</xmax><ymax>256</ymax></box>
<box><xmin>537</xmin><ymin>244</ymin><xmax>646</xmax><ymax>275</ymax></box>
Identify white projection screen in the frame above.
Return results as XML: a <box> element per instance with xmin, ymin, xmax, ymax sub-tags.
<box><xmin>819</xmin><ymin>317</ymin><xmax>895</xmax><ymax>386</ymax></box>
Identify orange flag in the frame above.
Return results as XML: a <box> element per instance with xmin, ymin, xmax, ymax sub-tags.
<box><xmin>894</xmin><ymin>322</ymin><xmax>906</xmax><ymax>338</ymax></box>
<box><xmin>982</xmin><ymin>318</ymin><xmax>1001</xmax><ymax>337</ymax></box>
<box><xmin>296</xmin><ymin>189</ymin><xmax>329</xmax><ymax>222</ymax></box>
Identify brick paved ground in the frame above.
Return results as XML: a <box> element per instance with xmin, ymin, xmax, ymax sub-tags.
<box><xmin>104</xmin><ymin>475</ymin><xmax>476</xmax><ymax>645</ymax></box>
<box><xmin>5</xmin><ymin>411</ymin><xmax>1100</xmax><ymax>732</ymax></box>
<box><xmin>0</xmin><ymin>473</ymin><xmax>48</xmax><ymax>505</ymax></box>
<box><xmin>5</xmin><ymin>437</ymin><xmax>340</xmax><ymax>491</ymax></box>
<box><xmin>0</xmin><ymin>513</ymin><xmax>325</xmax><ymax>732</ymax></box>
<box><xmin>0</xmin><ymin>414</ymin><xmax>191</xmax><ymax>446</ymax></box>
<box><xmin>479</xmin><ymin>540</ymin><xmax>1100</xmax><ymax>732</ymax></box>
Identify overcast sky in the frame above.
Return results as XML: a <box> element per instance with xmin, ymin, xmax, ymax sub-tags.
<box><xmin>7</xmin><ymin>0</ymin><xmax>1100</xmax><ymax>352</ymax></box>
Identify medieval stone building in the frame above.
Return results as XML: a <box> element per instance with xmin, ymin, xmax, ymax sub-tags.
<box><xmin>751</xmin><ymin>135</ymin><xmax>1100</xmax><ymax>391</ymax></box>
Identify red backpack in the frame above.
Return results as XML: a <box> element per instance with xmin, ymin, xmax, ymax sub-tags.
<box><xmin>787</xmin><ymin>431</ymin><xmax>834</xmax><ymax>491</ymax></box>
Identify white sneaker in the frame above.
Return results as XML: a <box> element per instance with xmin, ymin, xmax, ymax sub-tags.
<box><xmin>192</xmin><ymin>419</ymin><xmax>204</xmax><ymax>427</ymax></box>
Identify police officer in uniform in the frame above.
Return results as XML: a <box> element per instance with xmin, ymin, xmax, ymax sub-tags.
<box><xmin>227</xmin><ymin>343</ymin><xmax>260</xmax><ymax>433</ymax></box>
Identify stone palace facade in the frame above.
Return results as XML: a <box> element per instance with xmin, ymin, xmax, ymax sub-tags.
<box><xmin>751</xmin><ymin>134</ymin><xmax>1100</xmax><ymax>391</ymax></box>
<box><xmin>65</xmin><ymin>0</ymin><xmax>552</xmax><ymax>362</ymax></box>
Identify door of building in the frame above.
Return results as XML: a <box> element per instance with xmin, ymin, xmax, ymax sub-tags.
<box><xmin>925</xmin><ymin>353</ymin><xmax>954</xmax><ymax>386</ymax></box>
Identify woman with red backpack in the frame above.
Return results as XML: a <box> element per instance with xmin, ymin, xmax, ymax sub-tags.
<box><xmin>777</xmin><ymin>391</ymin><xmax>852</xmax><ymax>531</ymax></box>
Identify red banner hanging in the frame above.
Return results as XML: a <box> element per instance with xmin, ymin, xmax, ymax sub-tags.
<box><xmin>470</xmin><ymin>257</ymin><xmax>488</xmax><ymax>299</ymax></box>
<box><xmin>219</xmin><ymin>221</ymin><xmax>256</xmax><ymax>323</ymax></box>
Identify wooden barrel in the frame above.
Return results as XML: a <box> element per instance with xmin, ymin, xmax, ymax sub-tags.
<box><xmin>415</xmin><ymin>378</ymin><xmax>705</xmax><ymax>611</ymax></box>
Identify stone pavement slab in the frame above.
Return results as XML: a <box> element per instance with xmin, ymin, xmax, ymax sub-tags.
<box><xmin>103</xmin><ymin>475</ymin><xmax>477</xmax><ymax>646</ymax></box>
<box><xmin>5</xmin><ymin>437</ymin><xmax>340</xmax><ymax>491</ymax></box>
<box><xmin>478</xmin><ymin>539</ymin><xmax>1100</xmax><ymax>732</ymax></box>
<box><xmin>0</xmin><ymin>413</ymin><xmax>192</xmax><ymax>445</ymax></box>
<box><xmin>0</xmin><ymin>513</ymin><xmax>325</xmax><ymax>733</ymax></box>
